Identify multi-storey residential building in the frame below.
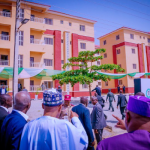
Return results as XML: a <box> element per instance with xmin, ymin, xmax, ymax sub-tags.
<box><xmin>99</xmin><ymin>27</ymin><xmax>150</xmax><ymax>93</ymax></box>
<box><xmin>0</xmin><ymin>0</ymin><xmax>97</xmax><ymax>97</ymax></box>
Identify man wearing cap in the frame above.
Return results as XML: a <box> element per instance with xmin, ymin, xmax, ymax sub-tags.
<box><xmin>60</xmin><ymin>95</ymin><xmax>73</xmax><ymax>122</ymax></box>
<box><xmin>19</xmin><ymin>90</ymin><xmax>88</xmax><ymax>150</ymax></box>
<box><xmin>97</xmin><ymin>96</ymin><xmax>150</xmax><ymax>150</ymax></box>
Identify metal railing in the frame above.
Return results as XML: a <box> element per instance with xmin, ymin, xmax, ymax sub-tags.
<box><xmin>30</xmin><ymin>16</ymin><xmax>45</xmax><ymax>23</ymax></box>
<box><xmin>0</xmin><ymin>85</ymin><xmax>8</xmax><ymax>89</ymax></box>
<box><xmin>30</xmin><ymin>39</ymin><xmax>44</xmax><ymax>45</ymax></box>
<box><xmin>0</xmin><ymin>34</ymin><xmax>10</xmax><ymax>41</ymax></box>
<box><xmin>0</xmin><ymin>11</ymin><xmax>11</xmax><ymax>17</ymax></box>
<box><xmin>30</xmin><ymin>62</ymin><xmax>45</xmax><ymax>68</ymax></box>
<box><xmin>30</xmin><ymin>85</ymin><xmax>41</xmax><ymax>91</ymax></box>
<box><xmin>0</xmin><ymin>60</ymin><xmax>9</xmax><ymax>66</ymax></box>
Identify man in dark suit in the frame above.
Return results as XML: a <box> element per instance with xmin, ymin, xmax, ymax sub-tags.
<box><xmin>106</xmin><ymin>89</ymin><xmax>115</xmax><ymax>112</ymax></box>
<box><xmin>0</xmin><ymin>94</ymin><xmax>12</xmax><ymax>129</ymax></box>
<box><xmin>117</xmin><ymin>85</ymin><xmax>120</xmax><ymax>93</ymax></box>
<box><xmin>0</xmin><ymin>86</ymin><xmax>7</xmax><ymax>95</ymax></box>
<box><xmin>95</xmin><ymin>93</ymin><xmax>105</xmax><ymax>108</ymax></box>
<box><xmin>72</xmin><ymin>97</ymin><xmax>95</xmax><ymax>150</ymax></box>
<box><xmin>91</xmin><ymin>97</ymin><xmax>106</xmax><ymax>144</ymax></box>
<box><xmin>122</xmin><ymin>85</ymin><xmax>126</xmax><ymax>93</ymax></box>
<box><xmin>117</xmin><ymin>90</ymin><xmax>127</xmax><ymax>120</ymax></box>
<box><xmin>92</xmin><ymin>85</ymin><xmax>101</xmax><ymax>96</ymax></box>
<box><xmin>0</xmin><ymin>91</ymin><xmax>31</xmax><ymax>150</ymax></box>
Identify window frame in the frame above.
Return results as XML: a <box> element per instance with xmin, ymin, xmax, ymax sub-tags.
<box><xmin>18</xmin><ymin>55</ymin><xmax>23</xmax><ymax>68</ymax></box>
<box><xmin>116</xmin><ymin>49</ymin><xmax>120</xmax><ymax>54</ymax></box>
<box><xmin>133</xmin><ymin>64</ymin><xmax>137</xmax><ymax>69</ymax></box>
<box><xmin>19</xmin><ymin>31</ymin><xmax>24</xmax><ymax>46</ymax></box>
<box><xmin>44</xmin><ymin>18</ymin><xmax>53</xmax><ymax>25</ymax></box>
<box><xmin>44</xmin><ymin>37</ymin><xmax>53</xmax><ymax>45</ymax></box>
<box><xmin>69</xmin><ymin>22</ymin><xmax>72</xmax><ymax>26</ymax></box>
<box><xmin>104</xmin><ymin>53</ymin><xmax>107</xmax><ymax>58</ymax></box>
<box><xmin>60</xmin><ymin>20</ymin><xmax>63</xmax><ymax>24</ymax></box>
<box><xmin>130</xmin><ymin>34</ymin><xmax>134</xmax><ymax>39</ymax></box>
<box><xmin>44</xmin><ymin>59</ymin><xmax>53</xmax><ymax>66</ymax></box>
<box><xmin>80</xmin><ymin>25</ymin><xmax>85</xmax><ymax>31</ymax></box>
<box><xmin>103</xmin><ymin>40</ymin><xmax>106</xmax><ymax>45</ymax></box>
<box><xmin>118</xmin><ymin>80</ymin><xmax>122</xmax><ymax>85</ymax></box>
<box><xmin>132</xmin><ymin>48</ymin><xmax>135</xmax><ymax>54</ymax></box>
<box><xmin>148</xmin><ymin>38</ymin><xmax>150</xmax><ymax>43</ymax></box>
<box><xmin>116</xmin><ymin>35</ymin><xmax>120</xmax><ymax>40</ymax></box>
<box><xmin>80</xmin><ymin>43</ymin><xmax>86</xmax><ymax>49</ymax></box>
<box><xmin>105</xmin><ymin>81</ymin><xmax>108</xmax><ymax>86</ymax></box>
<box><xmin>82</xmin><ymin>83</ymin><xmax>88</xmax><ymax>89</ymax></box>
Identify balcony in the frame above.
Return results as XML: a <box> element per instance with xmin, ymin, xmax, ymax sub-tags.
<box><xmin>0</xmin><ymin>11</ymin><xmax>11</xmax><ymax>17</ymax></box>
<box><xmin>30</xmin><ymin>62</ymin><xmax>45</xmax><ymax>68</ymax></box>
<box><xmin>0</xmin><ymin>11</ymin><xmax>12</xmax><ymax>25</ymax></box>
<box><xmin>0</xmin><ymin>60</ymin><xmax>9</xmax><ymax>66</ymax></box>
<box><xmin>30</xmin><ymin>85</ymin><xmax>42</xmax><ymax>91</ymax></box>
<box><xmin>0</xmin><ymin>34</ymin><xmax>11</xmax><ymax>49</ymax></box>
<box><xmin>30</xmin><ymin>39</ymin><xmax>44</xmax><ymax>45</ymax></box>
<box><xmin>30</xmin><ymin>16</ymin><xmax>45</xmax><ymax>24</ymax></box>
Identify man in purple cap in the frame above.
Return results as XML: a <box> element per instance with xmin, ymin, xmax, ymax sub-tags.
<box><xmin>97</xmin><ymin>96</ymin><xmax>150</xmax><ymax>150</ymax></box>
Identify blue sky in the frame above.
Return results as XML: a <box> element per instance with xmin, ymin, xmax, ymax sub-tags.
<box><xmin>27</xmin><ymin>0</ymin><xmax>150</xmax><ymax>45</ymax></box>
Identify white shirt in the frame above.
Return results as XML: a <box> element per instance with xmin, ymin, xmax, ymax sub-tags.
<box><xmin>13</xmin><ymin>109</ymin><xmax>29</xmax><ymax>121</ymax></box>
<box><xmin>19</xmin><ymin>116</ymin><xmax>88</xmax><ymax>150</ymax></box>
<box><xmin>1</xmin><ymin>89</ymin><xmax>5</xmax><ymax>94</ymax></box>
<box><xmin>0</xmin><ymin>106</ymin><xmax>8</xmax><ymax>112</ymax></box>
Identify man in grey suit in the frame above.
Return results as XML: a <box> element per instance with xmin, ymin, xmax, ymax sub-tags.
<box><xmin>91</xmin><ymin>97</ymin><xmax>106</xmax><ymax>144</ymax></box>
<box><xmin>106</xmin><ymin>89</ymin><xmax>115</xmax><ymax>112</ymax></box>
<box><xmin>117</xmin><ymin>90</ymin><xmax>127</xmax><ymax>120</ymax></box>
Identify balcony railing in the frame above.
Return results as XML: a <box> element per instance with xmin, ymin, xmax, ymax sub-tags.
<box><xmin>0</xmin><ymin>60</ymin><xmax>9</xmax><ymax>66</ymax></box>
<box><xmin>0</xmin><ymin>11</ymin><xmax>11</xmax><ymax>17</ymax></box>
<box><xmin>0</xmin><ymin>35</ymin><xmax>10</xmax><ymax>41</ymax></box>
<box><xmin>0</xmin><ymin>85</ymin><xmax>8</xmax><ymax>89</ymax></box>
<box><xmin>30</xmin><ymin>62</ymin><xmax>45</xmax><ymax>68</ymax></box>
<box><xmin>30</xmin><ymin>85</ymin><xmax>42</xmax><ymax>91</ymax></box>
<box><xmin>30</xmin><ymin>16</ymin><xmax>45</xmax><ymax>23</ymax></box>
<box><xmin>30</xmin><ymin>39</ymin><xmax>44</xmax><ymax>45</ymax></box>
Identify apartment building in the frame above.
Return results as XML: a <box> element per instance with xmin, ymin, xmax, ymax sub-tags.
<box><xmin>0</xmin><ymin>0</ymin><xmax>97</xmax><ymax>97</ymax></box>
<box><xmin>99</xmin><ymin>27</ymin><xmax>150</xmax><ymax>93</ymax></box>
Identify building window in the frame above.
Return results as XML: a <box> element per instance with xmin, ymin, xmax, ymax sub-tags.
<box><xmin>118</xmin><ymin>64</ymin><xmax>121</xmax><ymax>67</ymax></box>
<box><xmin>70</xmin><ymin>41</ymin><xmax>72</xmax><ymax>45</ymax></box>
<box><xmin>98</xmin><ymin>82</ymin><xmax>101</xmax><ymax>86</ymax></box>
<box><xmin>97</xmin><ymin>61</ymin><xmax>100</xmax><ymax>66</ymax></box>
<box><xmin>80</xmin><ymin>25</ymin><xmax>85</xmax><ymax>31</ymax></box>
<box><xmin>2</xmin><ymin>9</ymin><xmax>10</xmax><ymax>17</ymax></box>
<box><xmin>105</xmin><ymin>81</ymin><xmax>108</xmax><ymax>86</ymax></box>
<box><xmin>104</xmin><ymin>53</ymin><xmax>107</xmax><ymax>58</ymax></box>
<box><xmin>18</xmin><ymin>55</ymin><xmax>23</xmax><ymax>68</ymax></box>
<box><xmin>0</xmin><ymin>55</ymin><xmax>8</xmax><ymax>65</ymax></box>
<box><xmin>103</xmin><ymin>40</ymin><xmax>106</xmax><ymax>45</ymax></box>
<box><xmin>44</xmin><ymin>18</ymin><xmax>53</xmax><ymax>25</ymax></box>
<box><xmin>30</xmin><ymin>35</ymin><xmax>34</xmax><ymax>43</ymax></box>
<box><xmin>80</xmin><ymin>43</ymin><xmax>86</xmax><ymax>49</ymax></box>
<box><xmin>60</xmin><ymin>20</ymin><xmax>63</xmax><ymax>24</ymax></box>
<box><xmin>30</xmin><ymin>14</ymin><xmax>35</xmax><ymax>21</ymax></box>
<box><xmin>132</xmin><ymin>49</ymin><xmax>135</xmax><ymax>54</ymax></box>
<box><xmin>30</xmin><ymin>57</ymin><xmax>34</xmax><ymax>67</ymax></box>
<box><xmin>44</xmin><ymin>59</ymin><xmax>53</xmax><ymax>66</ymax></box>
<box><xmin>143</xmin><ymin>37</ymin><xmax>145</xmax><ymax>39</ymax></box>
<box><xmin>82</xmin><ymin>84</ymin><xmax>88</xmax><ymax>89</ymax></box>
<box><xmin>1</xmin><ymin>31</ymin><xmax>9</xmax><ymax>40</ymax></box>
<box><xmin>69</xmin><ymin>22</ymin><xmax>72</xmax><ymax>26</ymax></box>
<box><xmin>130</xmin><ymin>34</ymin><xmax>134</xmax><ymax>39</ymax></box>
<box><xmin>61</xmin><ymin>60</ymin><xmax>64</xmax><ymax>64</ymax></box>
<box><xmin>116</xmin><ymin>35</ymin><xmax>120</xmax><ymax>40</ymax></box>
<box><xmin>61</xmin><ymin>39</ymin><xmax>63</xmax><ymax>43</ymax></box>
<box><xmin>118</xmin><ymin>80</ymin><xmax>122</xmax><ymax>85</ymax></box>
<box><xmin>44</xmin><ymin>81</ymin><xmax>53</xmax><ymax>89</ymax></box>
<box><xmin>44</xmin><ymin>38</ymin><xmax>53</xmax><ymax>45</ymax></box>
<box><xmin>19</xmin><ymin>31</ymin><xmax>24</xmax><ymax>46</ymax></box>
<box><xmin>140</xmin><ymin>36</ymin><xmax>141</xmax><ymax>39</ymax></box>
<box><xmin>116</xmin><ymin>49</ymin><xmax>120</xmax><ymax>54</ymax></box>
<box><xmin>19</xmin><ymin>9</ymin><xmax>24</xmax><ymax>21</ymax></box>
<box><xmin>133</xmin><ymin>64</ymin><xmax>136</xmax><ymax>69</ymax></box>
<box><xmin>148</xmin><ymin>38</ymin><xmax>150</xmax><ymax>43</ymax></box>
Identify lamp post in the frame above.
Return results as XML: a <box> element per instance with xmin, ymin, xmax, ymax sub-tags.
<box><xmin>13</xmin><ymin>0</ymin><xmax>29</xmax><ymax>100</ymax></box>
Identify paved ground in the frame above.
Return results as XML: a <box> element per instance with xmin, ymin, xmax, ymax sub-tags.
<box><xmin>12</xmin><ymin>94</ymin><xmax>127</xmax><ymax>139</ymax></box>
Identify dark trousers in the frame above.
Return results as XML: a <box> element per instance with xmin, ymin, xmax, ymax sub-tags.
<box><xmin>109</xmin><ymin>101</ymin><xmax>114</xmax><ymax>111</ymax></box>
<box><xmin>123</xmin><ymin>89</ymin><xmax>125</xmax><ymax>93</ymax></box>
<box><xmin>120</xmin><ymin>107</ymin><xmax>125</xmax><ymax>120</ymax></box>
<box><xmin>95</xmin><ymin>129</ymin><xmax>103</xmax><ymax>144</ymax></box>
<box><xmin>87</xmin><ymin>144</ymin><xmax>94</xmax><ymax>150</ymax></box>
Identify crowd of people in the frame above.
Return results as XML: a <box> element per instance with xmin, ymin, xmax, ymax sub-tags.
<box><xmin>0</xmin><ymin>85</ymin><xmax>149</xmax><ymax>150</ymax></box>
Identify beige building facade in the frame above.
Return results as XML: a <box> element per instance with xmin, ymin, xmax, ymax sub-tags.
<box><xmin>0</xmin><ymin>0</ymin><xmax>97</xmax><ymax>97</ymax></box>
<box><xmin>99</xmin><ymin>27</ymin><xmax>150</xmax><ymax>93</ymax></box>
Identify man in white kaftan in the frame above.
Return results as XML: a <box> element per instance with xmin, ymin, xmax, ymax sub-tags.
<box><xmin>19</xmin><ymin>89</ymin><xmax>88</xmax><ymax>150</ymax></box>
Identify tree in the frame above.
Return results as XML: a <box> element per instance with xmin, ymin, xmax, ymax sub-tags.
<box><xmin>52</xmin><ymin>49</ymin><xmax>125</xmax><ymax>98</ymax></box>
